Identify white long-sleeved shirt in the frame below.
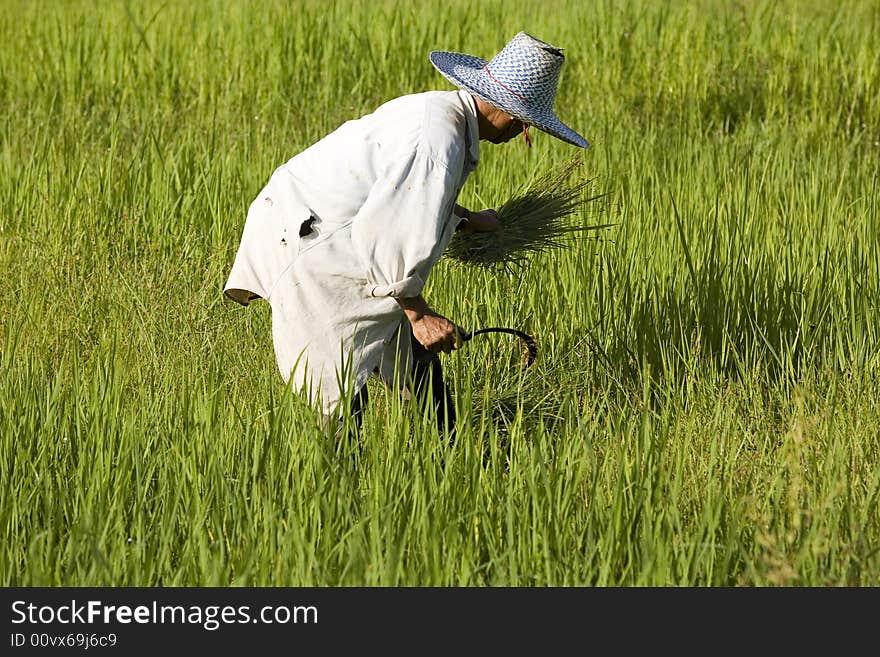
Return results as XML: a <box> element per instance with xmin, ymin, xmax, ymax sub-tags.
<box><xmin>224</xmin><ymin>90</ymin><xmax>480</xmax><ymax>412</ymax></box>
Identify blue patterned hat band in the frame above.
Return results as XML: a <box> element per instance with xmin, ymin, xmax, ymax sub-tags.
<box><xmin>430</xmin><ymin>31</ymin><xmax>589</xmax><ymax>148</ymax></box>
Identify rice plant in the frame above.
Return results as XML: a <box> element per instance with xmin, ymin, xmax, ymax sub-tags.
<box><xmin>1</xmin><ymin>0</ymin><xmax>879</xmax><ymax>587</ymax></box>
<box><xmin>446</xmin><ymin>158</ymin><xmax>610</xmax><ymax>270</ymax></box>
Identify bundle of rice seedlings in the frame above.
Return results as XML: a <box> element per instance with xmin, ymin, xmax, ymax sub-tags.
<box><xmin>445</xmin><ymin>157</ymin><xmax>609</xmax><ymax>271</ymax></box>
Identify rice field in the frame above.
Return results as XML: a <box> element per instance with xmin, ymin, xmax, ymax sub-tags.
<box><xmin>1</xmin><ymin>0</ymin><xmax>879</xmax><ymax>586</ymax></box>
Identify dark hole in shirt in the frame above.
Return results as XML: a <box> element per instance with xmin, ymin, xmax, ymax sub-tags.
<box><xmin>299</xmin><ymin>216</ymin><xmax>317</xmax><ymax>237</ymax></box>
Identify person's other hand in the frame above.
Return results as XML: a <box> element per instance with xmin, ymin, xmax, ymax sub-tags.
<box><xmin>461</xmin><ymin>208</ymin><xmax>501</xmax><ymax>233</ymax></box>
<box><xmin>410</xmin><ymin>312</ymin><xmax>462</xmax><ymax>354</ymax></box>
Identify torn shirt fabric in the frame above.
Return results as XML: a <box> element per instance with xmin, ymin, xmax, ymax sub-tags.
<box><xmin>224</xmin><ymin>90</ymin><xmax>480</xmax><ymax>412</ymax></box>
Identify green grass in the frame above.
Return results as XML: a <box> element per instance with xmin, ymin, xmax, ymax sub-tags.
<box><xmin>446</xmin><ymin>157</ymin><xmax>607</xmax><ymax>270</ymax></box>
<box><xmin>2</xmin><ymin>0</ymin><xmax>879</xmax><ymax>586</ymax></box>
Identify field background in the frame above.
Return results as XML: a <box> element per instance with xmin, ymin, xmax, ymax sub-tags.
<box><xmin>2</xmin><ymin>0</ymin><xmax>879</xmax><ymax>586</ymax></box>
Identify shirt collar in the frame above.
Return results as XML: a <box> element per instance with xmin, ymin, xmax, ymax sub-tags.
<box><xmin>457</xmin><ymin>89</ymin><xmax>481</xmax><ymax>165</ymax></box>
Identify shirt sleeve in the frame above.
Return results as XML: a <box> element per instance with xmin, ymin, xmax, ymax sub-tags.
<box><xmin>350</xmin><ymin>147</ymin><xmax>460</xmax><ymax>299</ymax></box>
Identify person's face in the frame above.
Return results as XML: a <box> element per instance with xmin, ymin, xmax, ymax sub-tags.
<box><xmin>489</xmin><ymin>113</ymin><xmax>526</xmax><ymax>144</ymax></box>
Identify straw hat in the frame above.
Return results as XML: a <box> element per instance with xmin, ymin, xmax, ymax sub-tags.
<box><xmin>430</xmin><ymin>31</ymin><xmax>589</xmax><ymax>148</ymax></box>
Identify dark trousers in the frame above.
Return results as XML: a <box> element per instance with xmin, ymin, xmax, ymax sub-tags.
<box><xmin>348</xmin><ymin>333</ymin><xmax>456</xmax><ymax>437</ymax></box>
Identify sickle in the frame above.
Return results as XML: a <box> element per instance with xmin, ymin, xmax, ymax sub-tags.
<box><xmin>458</xmin><ymin>327</ymin><xmax>538</xmax><ymax>367</ymax></box>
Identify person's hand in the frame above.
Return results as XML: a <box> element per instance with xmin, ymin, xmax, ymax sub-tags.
<box><xmin>460</xmin><ymin>208</ymin><xmax>501</xmax><ymax>233</ymax></box>
<box><xmin>410</xmin><ymin>312</ymin><xmax>462</xmax><ymax>354</ymax></box>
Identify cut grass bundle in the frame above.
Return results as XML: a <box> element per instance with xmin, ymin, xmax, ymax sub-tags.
<box><xmin>446</xmin><ymin>158</ymin><xmax>609</xmax><ymax>270</ymax></box>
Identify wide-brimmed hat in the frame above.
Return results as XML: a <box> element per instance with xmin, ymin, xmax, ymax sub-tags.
<box><xmin>430</xmin><ymin>31</ymin><xmax>589</xmax><ymax>148</ymax></box>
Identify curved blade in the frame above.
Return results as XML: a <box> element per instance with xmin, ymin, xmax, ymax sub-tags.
<box><xmin>459</xmin><ymin>327</ymin><xmax>538</xmax><ymax>367</ymax></box>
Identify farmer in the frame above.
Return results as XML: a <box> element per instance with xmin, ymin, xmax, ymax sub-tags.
<box><xmin>223</xmin><ymin>31</ymin><xmax>589</xmax><ymax>435</ymax></box>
